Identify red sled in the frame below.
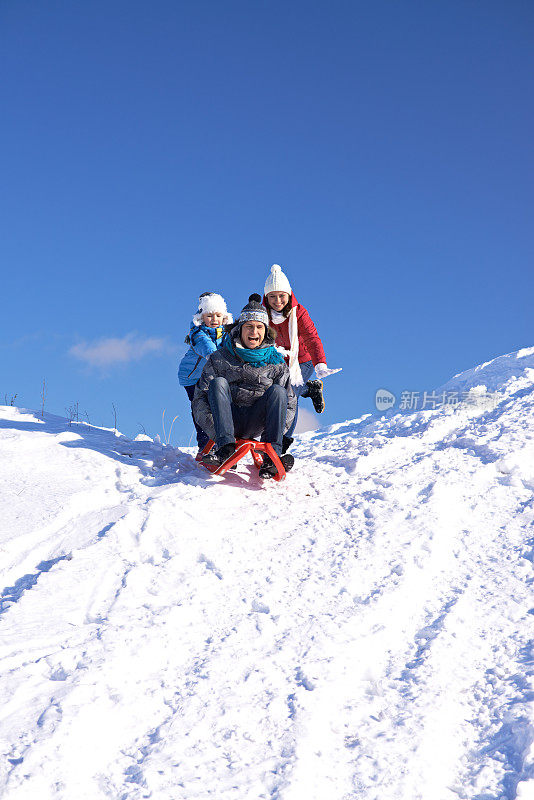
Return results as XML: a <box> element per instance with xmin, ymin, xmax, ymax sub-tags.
<box><xmin>196</xmin><ymin>439</ymin><xmax>286</xmax><ymax>482</ymax></box>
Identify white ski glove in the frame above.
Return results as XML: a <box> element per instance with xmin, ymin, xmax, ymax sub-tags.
<box><xmin>314</xmin><ymin>363</ymin><xmax>329</xmax><ymax>380</ymax></box>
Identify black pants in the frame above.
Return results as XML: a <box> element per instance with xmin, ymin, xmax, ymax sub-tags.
<box><xmin>184</xmin><ymin>384</ymin><xmax>209</xmax><ymax>450</ymax></box>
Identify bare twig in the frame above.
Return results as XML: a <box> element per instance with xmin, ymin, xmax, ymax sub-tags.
<box><xmin>65</xmin><ymin>401</ymin><xmax>79</xmax><ymax>426</ymax></box>
<box><xmin>161</xmin><ymin>409</ymin><xmax>179</xmax><ymax>445</ymax></box>
<box><xmin>167</xmin><ymin>414</ymin><xmax>179</xmax><ymax>445</ymax></box>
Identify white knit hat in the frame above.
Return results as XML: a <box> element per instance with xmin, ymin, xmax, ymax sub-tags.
<box><xmin>192</xmin><ymin>292</ymin><xmax>233</xmax><ymax>326</ymax></box>
<box><xmin>264</xmin><ymin>264</ymin><xmax>292</xmax><ymax>296</ymax></box>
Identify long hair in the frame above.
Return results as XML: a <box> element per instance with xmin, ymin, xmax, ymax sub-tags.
<box><xmin>280</xmin><ymin>297</ymin><xmax>292</xmax><ymax>318</ymax></box>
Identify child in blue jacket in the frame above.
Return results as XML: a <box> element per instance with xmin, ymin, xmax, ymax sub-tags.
<box><xmin>178</xmin><ymin>292</ymin><xmax>233</xmax><ymax>451</ymax></box>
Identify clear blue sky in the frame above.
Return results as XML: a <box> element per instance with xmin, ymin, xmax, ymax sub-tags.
<box><xmin>1</xmin><ymin>0</ymin><xmax>532</xmax><ymax>443</ymax></box>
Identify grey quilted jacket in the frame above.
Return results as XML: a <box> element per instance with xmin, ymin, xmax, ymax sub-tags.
<box><xmin>192</xmin><ymin>329</ymin><xmax>297</xmax><ymax>440</ymax></box>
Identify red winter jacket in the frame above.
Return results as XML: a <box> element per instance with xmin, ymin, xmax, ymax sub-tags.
<box><xmin>263</xmin><ymin>293</ymin><xmax>326</xmax><ymax>366</ymax></box>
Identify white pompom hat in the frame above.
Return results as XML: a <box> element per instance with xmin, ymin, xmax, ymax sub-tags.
<box><xmin>192</xmin><ymin>292</ymin><xmax>233</xmax><ymax>327</ymax></box>
<box><xmin>264</xmin><ymin>264</ymin><xmax>292</xmax><ymax>296</ymax></box>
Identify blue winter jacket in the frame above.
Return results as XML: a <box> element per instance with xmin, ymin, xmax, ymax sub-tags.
<box><xmin>178</xmin><ymin>323</ymin><xmax>226</xmax><ymax>386</ymax></box>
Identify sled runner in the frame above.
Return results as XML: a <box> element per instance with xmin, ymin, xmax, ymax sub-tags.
<box><xmin>196</xmin><ymin>439</ymin><xmax>287</xmax><ymax>482</ymax></box>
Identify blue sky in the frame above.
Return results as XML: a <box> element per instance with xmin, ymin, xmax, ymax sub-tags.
<box><xmin>1</xmin><ymin>0</ymin><xmax>532</xmax><ymax>443</ymax></box>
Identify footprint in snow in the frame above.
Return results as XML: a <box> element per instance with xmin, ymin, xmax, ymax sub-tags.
<box><xmin>295</xmin><ymin>667</ymin><xmax>315</xmax><ymax>691</ymax></box>
<box><xmin>49</xmin><ymin>666</ymin><xmax>69</xmax><ymax>681</ymax></box>
<box><xmin>251</xmin><ymin>599</ymin><xmax>270</xmax><ymax>614</ymax></box>
<box><xmin>198</xmin><ymin>554</ymin><xmax>223</xmax><ymax>580</ymax></box>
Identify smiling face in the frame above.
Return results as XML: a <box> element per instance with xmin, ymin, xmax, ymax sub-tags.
<box><xmin>202</xmin><ymin>311</ymin><xmax>224</xmax><ymax>328</ymax></box>
<box><xmin>240</xmin><ymin>321</ymin><xmax>265</xmax><ymax>349</ymax></box>
<box><xmin>266</xmin><ymin>291</ymin><xmax>290</xmax><ymax>313</ymax></box>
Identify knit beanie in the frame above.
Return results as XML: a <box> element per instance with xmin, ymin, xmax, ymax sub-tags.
<box><xmin>238</xmin><ymin>299</ymin><xmax>269</xmax><ymax>329</ymax></box>
<box><xmin>264</xmin><ymin>264</ymin><xmax>292</xmax><ymax>296</ymax></box>
<box><xmin>192</xmin><ymin>292</ymin><xmax>233</xmax><ymax>326</ymax></box>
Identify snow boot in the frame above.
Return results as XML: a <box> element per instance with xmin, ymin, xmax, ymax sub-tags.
<box><xmin>259</xmin><ymin>453</ymin><xmax>294</xmax><ymax>479</ymax></box>
<box><xmin>302</xmin><ymin>379</ymin><xmax>325</xmax><ymax>413</ymax></box>
<box><xmin>200</xmin><ymin>450</ymin><xmax>221</xmax><ymax>468</ymax></box>
<box><xmin>219</xmin><ymin>442</ymin><xmax>237</xmax><ymax>470</ymax></box>
<box><xmin>281</xmin><ymin>453</ymin><xmax>295</xmax><ymax>472</ymax></box>
<box><xmin>217</xmin><ymin>443</ymin><xmax>236</xmax><ymax>462</ymax></box>
<box><xmin>200</xmin><ymin>442</ymin><xmax>236</xmax><ymax>469</ymax></box>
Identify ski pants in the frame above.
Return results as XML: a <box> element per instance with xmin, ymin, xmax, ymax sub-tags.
<box><xmin>184</xmin><ymin>384</ymin><xmax>210</xmax><ymax>450</ymax></box>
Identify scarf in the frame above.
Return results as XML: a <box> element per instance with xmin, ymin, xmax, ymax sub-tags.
<box><xmin>270</xmin><ymin>308</ymin><xmax>303</xmax><ymax>386</ymax></box>
<box><xmin>225</xmin><ymin>336</ymin><xmax>285</xmax><ymax>367</ymax></box>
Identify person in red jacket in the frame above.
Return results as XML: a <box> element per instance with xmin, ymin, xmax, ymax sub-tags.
<box><xmin>261</xmin><ymin>263</ymin><xmax>329</xmax><ymax>446</ymax></box>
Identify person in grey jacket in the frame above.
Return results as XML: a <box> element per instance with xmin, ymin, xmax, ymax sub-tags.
<box><xmin>192</xmin><ymin>299</ymin><xmax>297</xmax><ymax>478</ymax></box>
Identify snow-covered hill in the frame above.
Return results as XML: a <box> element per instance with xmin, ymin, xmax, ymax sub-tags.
<box><xmin>1</xmin><ymin>349</ymin><xmax>534</xmax><ymax>800</ymax></box>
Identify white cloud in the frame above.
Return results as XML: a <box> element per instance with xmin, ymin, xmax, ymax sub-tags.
<box><xmin>70</xmin><ymin>333</ymin><xmax>174</xmax><ymax>367</ymax></box>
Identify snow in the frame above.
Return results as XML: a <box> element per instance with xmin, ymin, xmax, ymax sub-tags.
<box><xmin>1</xmin><ymin>348</ymin><xmax>534</xmax><ymax>799</ymax></box>
<box><xmin>439</xmin><ymin>345</ymin><xmax>534</xmax><ymax>394</ymax></box>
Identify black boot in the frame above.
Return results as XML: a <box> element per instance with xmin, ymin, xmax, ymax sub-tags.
<box><xmin>258</xmin><ymin>454</ymin><xmax>277</xmax><ymax>479</ymax></box>
<box><xmin>201</xmin><ymin>442</ymin><xmax>236</xmax><ymax>469</ymax></box>
<box><xmin>281</xmin><ymin>453</ymin><xmax>294</xmax><ymax>472</ymax></box>
<box><xmin>303</xmin><ymin>380</ymin><xmax>325</xmax><ymax>413</ymax></box>
<box><xmin>217</xmin><ymin>442</ymin><xmax>236</xmax><ymax>462</ymax></box>
<box><xmin>259</xmin><ymin>453</ymin><xmax>295</xmax><ymax>479</ymax></box>
<box><xmin>217</xmin><ymin>442</ymin><xmax>237</xmax><ymax>470</ymax></box>
<box><xmin>200</xmin><ymin>450</ymin><xmax>221</xmax><ymax>468</ymax></box>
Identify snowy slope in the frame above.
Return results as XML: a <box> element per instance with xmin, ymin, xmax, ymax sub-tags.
<box><xmin>1</xmin><ymin>349</ymin><xmax>533</xmax><ymax>800</ymax></box>
<box><xmin>439</xmin><ymin>346</ymin><xmax>534</xmax><ymax>393</ymax></box>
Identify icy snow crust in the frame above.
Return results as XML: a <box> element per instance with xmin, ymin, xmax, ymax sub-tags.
<box><xmin>1</xmin><ymin>351</ymin><xmax>534</xmax><ymax>800</ymax></box>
